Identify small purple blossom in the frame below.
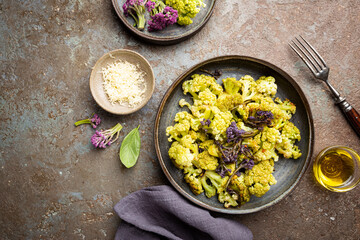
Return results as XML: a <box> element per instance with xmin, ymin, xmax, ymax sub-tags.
<box><xmin>216</xmin><ymin>164</ymin><xmax>232</xmax><ymax>178</ymax></box>
<box><xmin>246</xmin><ymin>110</ymin><xmax>274</xmax><ymax>130</ymax></box>
<box><xmin>74</xmin><ymin>114</ymin><xmax>101</xmax><ymax>129</ymax></box>
<box><xmin>226</xmin><ymin>122</ymin><xmax>245</xmax><ymax>143</ymax></box>
<box><xmin>241</xmin><ymin>158</ymin><xmax>255</xmax><ymax>170</ymax></box>
<box><xmin>147</xmin><ymin>0</ymin><xmax>165</xmax><ymax>16</ymax></box>
<box><xmin>200</xmin><ymin>118</ymin><xmax>211</xmax><ymax>126</ymax></box>
<box><xmin>147</xmin><ymin>6</ymin><xmax>178</xmax><ymax>32</ymax></box>
<box><xmin>91</xmin><ymin>123</ymin><xmax>123</xmax><ymax>149</ymax></box>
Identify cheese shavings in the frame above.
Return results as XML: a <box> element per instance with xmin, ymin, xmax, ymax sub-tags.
<box><xmin>102</xmin><ymin>60</ymin><xmax>146</xmax><ymax>107</ymax></box>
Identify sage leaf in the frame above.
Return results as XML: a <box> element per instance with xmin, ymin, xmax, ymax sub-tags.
<box><xmin>120</xmin><ymin>125</ymin><xmax>141</xmax><ymax>168</ymax></box>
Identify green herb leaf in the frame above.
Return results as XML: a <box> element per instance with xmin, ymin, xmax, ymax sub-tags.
<box><xmin>120</xmin><ymin>125</ymin><xmax>141</xmax><ymax>168</ymax></box>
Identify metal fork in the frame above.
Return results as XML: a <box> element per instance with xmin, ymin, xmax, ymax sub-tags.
<box><xmin>289</xmin><ymin>36</ymin><xmax>360</xmax><ymax>137</ymax></box>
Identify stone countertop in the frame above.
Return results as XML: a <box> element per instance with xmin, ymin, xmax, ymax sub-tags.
<box><xmin>1</xmin><ymin>0</ymin><xmax>359</xmax><ymax>239</ymax></box>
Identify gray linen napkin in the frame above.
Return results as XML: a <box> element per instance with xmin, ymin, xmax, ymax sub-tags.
<box><xmin>114</xmin><ymin>185</ymin><xmax>253</xmax><ymax>240</ymax></box>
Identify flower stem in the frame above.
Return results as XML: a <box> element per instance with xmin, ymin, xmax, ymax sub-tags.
<box><xmin>74</xmin><ymin>119</ymin><xmax>91</xmax><ymax>126</ymax></box>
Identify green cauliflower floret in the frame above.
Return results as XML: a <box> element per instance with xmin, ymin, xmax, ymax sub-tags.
<box><xmin>201</xmin><ymin>170</ymin><xmax>234</xmax><ymax>204</ymax></box>
<box><xmin>216</xmin><ymin>92</ymin><xmax>242</xmax><ymax>112</ymax></box>
<box><xmin>236</xmin><ymin>104</ymin><xmax>250</xmax><ymax>121</ymax></box>
<box><xmin>165</xmin><ymin>0</ymin><xmax>205</xmax><ymax>25</ymax></box>
<box><xmin>196</xmin><ymin>88</ymin><xmax>217</xmax><ymax>106</ymax></box>
<box><xmin>200</xmin><ymin>173</ymin><xmax>216</xmax><ymax>198</ymax></box>
<box><xmin>256</xmin><ymin>76</ymin><xmax>277</xmax><ymax>97</ymax></box>
<box><xmin>182</xmin><ymin>74</ymin><xmax>223</xmax><ymax>100</ymax></box>
<box><xmin>275</xmin><ymin>121</ymin><xmax>302</xmax><ymax>159</ymax></box>
<box><xmin>242</xmin><ymin>133</ymin><xmax>261</xmax><ymax>152</ymax></box>
<box><xmin>218</xmin><ymin>190</ymin><xmax>239</xmax><ymax>208</ymax></box>
<box><xmin>252</xmin><ymin>126</ymin><xmax>280</xmax><ymax>161</ymax></box>
<box><xmin>275</xmin><ymin>97</ymin><xmax>296</xmax><ymax>117</ymax></box>
<box><xmin>190</xmin><ymin>103</ymin><xmax>221</xmax><ymax>120</ymax></box>
<box><xmin>179</xmin><ymin>98</ymin><xmax>192</xmax><ymax>109</ymax></box>
<box><xmin>179</xmin><ymin>135</ymin><xmax>198</xmax><ymax>154</ymax></box>
<box><xmin>276</xmin><ymin>137</ymin><xmax>302</xmax><ymax>159</ymax></box>
<box><xmin>244</xmin><ymin>160</ymin><xmax>277</xmax><ymax>197</ymax></box>
<box><xmin>166</xmin><ymin>111</ymin><xmax>193</xmax><ymax>141</ymax></box>
<box><xmin>223</xmin><ymin>77</ymin><xmax>242</xmax><ymax>95</ymax></box>
<box><xmin>166</xmin><ymin>124</ymin><xmax>189</xmax><ymax>142</ymax></box>
<box><xmin>184</xmin><ymin>165</ymin><xmax>203</xmax><ymax>195</ymax></box>
<box><xmin>169</xmin><ymin>141</ymin><xmax>195</xmax><ymax>169</ymax></box>
<box><xmin>208</xmin><ymin>111</ymin><xmax>233</xmax><ymax>140</ymax></box>
<box><xmin>229</xmin><ymin>174</ymin><xmax>251</xmax><ymax>205</ymax></box>
<box><xmin>199</xmin><ymin>140</ymin><xmax>220</xmax><ymax>157</ymax></box>
<box><xmin>193</xmin><ymin>150</ymin><xmax>219</xmax><ymax>170</ymax></box>
<box><xmin>239</xmin><ymin>75</ymin><xmax>258</xmax><ymax>102</ymax></box>
<box><xmin>203</xmin><ymin>170</ymin><xmax>229</xmax><ymax>193</ymax></box>
<box><xmin>281</xmin><ymin>121</ymin><xmax>301</xmax><ymax>141</ymax></box>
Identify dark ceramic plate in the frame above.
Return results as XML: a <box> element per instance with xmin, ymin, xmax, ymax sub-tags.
<box><xmin>112</xmin><ymin>0</ymin><xmax>216</xmax><ymax>45</ymax></box>
<box><xmin>154</xmin><ymin>56</ymin><xmax>314</xmax><ymax>214</ymax></box>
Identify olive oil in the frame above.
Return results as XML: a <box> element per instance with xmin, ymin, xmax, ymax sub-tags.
<box><xmin>316</xmin><ymin>151</ymin><xmax>354</xmax><ymax>187</ymax></box>
<box><xmin>313</xmin><ymin>146</ymin><xmax>360</xmax><ymax>192</ymax></box>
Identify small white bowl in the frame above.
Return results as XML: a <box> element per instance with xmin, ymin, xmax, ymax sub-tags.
<box><xmin>89</xmin><ymin>49</ymin><xmax>155</xmax><ymax>115</ymax></box>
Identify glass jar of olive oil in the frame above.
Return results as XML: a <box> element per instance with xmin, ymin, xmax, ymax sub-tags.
<box><xmin>313</xmin><ymin>146</ymin><xmax>360</xmax><ymax>192</ymax></box>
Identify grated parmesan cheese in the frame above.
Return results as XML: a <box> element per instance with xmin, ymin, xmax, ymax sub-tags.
<box><xmin>102</xmin><ymin>60</ymin><xmax>146</xmax><ymax>107</ymax></box>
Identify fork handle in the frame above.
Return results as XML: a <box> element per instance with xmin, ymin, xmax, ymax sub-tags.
<box><xmin>337</xmin><ymin>98</ymin><xmax>360</xmax><ymax>137</ymax></box>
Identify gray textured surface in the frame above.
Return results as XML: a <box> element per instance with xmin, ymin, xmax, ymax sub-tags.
<box><xmin>1</xmin><ymin>0</ymin><xmax>359</xmax><ymax>239</ymax></box>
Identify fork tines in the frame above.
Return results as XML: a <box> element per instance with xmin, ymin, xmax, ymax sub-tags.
<box><xmin>289</xmin><ymin>36</ymin><xmax>328</xmax><ymax>76</ymax></box>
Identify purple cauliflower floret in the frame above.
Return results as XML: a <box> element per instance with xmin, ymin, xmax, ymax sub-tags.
<box><xmin>145</xmin><ymin>0</ymin><xmax>156</xmax><ymax>12</ymax></box>
<box><xmin>146</xmin><ymin>0</ymin><xmax>166</xmax><ymax>16</ymax></box>
<box><xmin>246</xmin><ymin>110</ymin><xmax>274</xmax><ymax>130</ymax></box>
<box><xmin>123</xmin><ymin>0</ymin><xmax>147</xmax><ymax>30</ymax></box>
<box><xmin>148</xmin><ymin>6</ymin><xmax>178</xmax><ymax>32</ymax></box>
<box><xmin>90</xmin><ymin>123</ymin><xmax>123</xmax><ymax>149</ymax></box>
<box><xmin>226</xmin><ymin>122</ymin><xmax>246</xmax><ymax>143</ymax></box>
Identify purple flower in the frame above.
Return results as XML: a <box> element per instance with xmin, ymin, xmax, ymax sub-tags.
<box><xmin>74</xmin><ymin>114</ymin><xmax>101</xmax><ymax>129</ymax></box>
<box><xmin>91</xmin><ymin>123</ymin><xmax>123</xmax><ymax>149</ymax></box>
<box><xmin>200</xmin><ymin>118</ymin><xmax>211</xmax><ymax>126</ymax></box>
<box><xmin>147</xmin><ymin>6</ymin><xmax>178</xmax><ymax>32</ymax></box>
<box><xmin>226</xmin><ymin>122</ymin><xmax>245</xmax><ymax>143</ymax></box>
<box><xmin>246</xmin><ymin>110</ymin><xmax>274</xmax><ymax>130</ymax></box>
<box><xmin>216</xmin><ymin>164</ymin><xmax>232</xmax><ymax>178</ymax></box>
<box><xmin>145</xmin><ymin>0</ymin><xmax>156</xmax><ymax>12</ymax></box>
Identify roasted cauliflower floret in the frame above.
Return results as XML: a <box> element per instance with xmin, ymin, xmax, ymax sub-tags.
<box><xmin>209</xmin><ymin>111</ymin><xmax>233</xmax><ymax>140</ymax></box>
<box><xmin>256</xmin><ymin>76</ymin><xmax>277</xmax><ymax>97</ymax></box>
<box><xmin>218</xmin><ymin>190</ymin><xmax>238</xmax><ymax>208</ymax></box>
<box><xmin>229</xmin><ymin>174</ymin><xmax>251</xmax><ymax>205</ymax></box>
<box><xmin>184</xmin><ymin>165</ymin><xmax>203</xmax><ymax>195</ymax></box>
<box><xmin>252</xmin><ymin>126</ymin><xmax>280</xmax><ymax>162</ymax></box>
<box><xmin>276</xmin><ymin>121</ymin><xmax>302</xmax><ymax>159</ymax></box>
<box><xmin>202</xmin><ymin>170</ymin><xmax>229</xmax><ymax>193</ymax></box>
<box><xmin>168</xmin><ymin>141</ymin><xmax>195</xmax><ymax>169</ymax></box>
<box><xmin>182</xmin><ymin>74</ymin><xmax>223</xmax><ymax>99</ymax></box>
<box><xmin>244</xmin><ymin>160</ymin><xmax>277</xmax><ymax>197</ymax></box>
<box><xmin>193</xmin><ymin>150</ymin><xmax>219</xmax><ymax>170</ymax></box>
<box><xmin>239</xmin><ymin>75</ymin><xmax>258</xmax><ymax>102</ymax></box>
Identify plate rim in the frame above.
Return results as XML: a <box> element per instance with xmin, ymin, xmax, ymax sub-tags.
<box><xmin>111</xmin><ymin>0</ymin><xmax>217</xmax><ymax>45</ymax></box>
<box><xmin>154</xmin><ymin>55</ymin><xmax>315</xmax><ymax>214</ymax></box>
